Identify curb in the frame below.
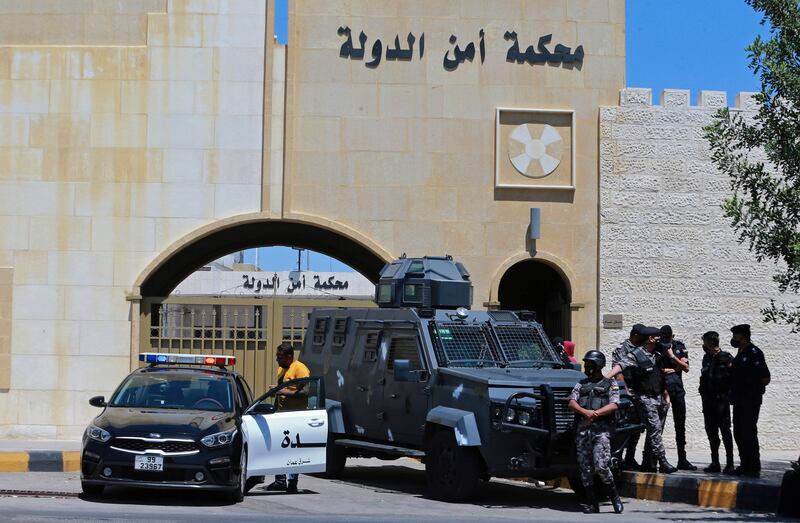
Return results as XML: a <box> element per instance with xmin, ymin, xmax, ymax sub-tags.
<box><xmin>547</xmin><ymin>471</ymin><xmax>780</xmax><ymax>512</ymax></box>
<box><xmin>0</xmin><ymin>451</ymin><xmax>81</xmax><ymax>473</ymax></box>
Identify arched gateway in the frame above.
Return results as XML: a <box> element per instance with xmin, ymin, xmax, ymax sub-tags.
<box><xmin>130</xmin><ymin>214</ymin><xmax>391</xmax><ymax>391</ymax></box>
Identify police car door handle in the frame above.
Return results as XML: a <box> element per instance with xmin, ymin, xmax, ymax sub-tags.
<box><xmin>307</xmin><ymin>418</ymin><xmax>325</xmax><ymax>427</ymax></box>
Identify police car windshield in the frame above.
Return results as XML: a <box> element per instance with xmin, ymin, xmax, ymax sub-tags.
<box><xmin>109</xmin><ymin>372</ymin><xmax>234</xmax><ymax>412</ymax></box>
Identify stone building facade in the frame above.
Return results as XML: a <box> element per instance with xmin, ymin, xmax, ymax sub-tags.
<box><xmin>0</xmin><ymin>0</ymin><xmax>269</xmax><ymax>438</ymax></box>
<box><xmin>599</xmin><ymin>88</ymin><xmax>796</xmax><ymax>449</ymax></box>
<box><xmin>0</xmin><ymin>0</ymin><xmax>794</xmax><ymax>450</ymax></box>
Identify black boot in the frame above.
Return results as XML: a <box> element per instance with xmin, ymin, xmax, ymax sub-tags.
<box><xmin>640</xmin><ymin>453</ymin><xmax>657</xmax><ymax>473</ymax></box>
<box><xmin>677</xmin><ymin>449</ymin><xmax>697</xmax><ymax>471</ymax></box>
<box><xmin>705</xmin><ymin>448</ymin><xmax>720</xmax><ymax>473</ymax></box>
<box><xmin>265</xmin><ymin>478</ymin><xmax>287</xmax><ymax>491</ymax></box>
<box><xmin>606</xmin><ymin>483</ymin><xmax>624</xmax><ymax>514</ymax></box>
<box><xmin>583</xmin><ymin>487</ymin><xmax>599</xmax><ymax>514</ymax></box>
<box><xmin>723</xmin><ymin>449</ymin><xmax>735</xmax><ymax>475</ymax></box>
<box><xmin>622</xmin><ymin>456</ymin><xmax>640</xmax><ymax>471</ymax></box>
<box><xmin>286</xmin><ymin>478</ymin><xmax>298</xmax><ymax>494</ymax></box>
<box><xmin>659</xmin><ymin>459</ymin><xmax>678</xmax><ymax>474</ymax></box>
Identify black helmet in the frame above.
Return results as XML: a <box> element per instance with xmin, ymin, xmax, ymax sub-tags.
<box><xmin>582</xmin><ymin>350</ymin><xmax>606</xmax><ymax>368</ymax></box>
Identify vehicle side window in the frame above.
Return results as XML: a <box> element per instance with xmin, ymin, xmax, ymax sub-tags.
<box><xmin>352</xmin><ymin>330</ymin><xmax>380</xmax><ymax>364</ymax></box>
<box><xmin>252</xmin><ymin>378</ymin><xmax>323</xmax><ymax>413</ymax></box>
<box><xmin>388</xmin><ymin>335</ymin><xmax>424</xmax><ymax>371</ymax></box>
<box><xmin>234</xmin><ymin>377</ymin><xmax>251</xmax><ymax>409</ymax></box>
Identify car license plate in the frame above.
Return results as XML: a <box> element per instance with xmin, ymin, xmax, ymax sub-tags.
<box><xmin>134</xmin><ymin>455</ymin><xmax>163</xmax><ymax>471</ymax></box>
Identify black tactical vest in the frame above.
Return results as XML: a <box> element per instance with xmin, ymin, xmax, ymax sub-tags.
<box><xmin>628</xmin><ymin>347</ymin><xmax>663</xmax><ymax>395</ymax></box>
<box><xmin>577</xmin><ymin>377</ymin><xmax>613</xmax><ymax>410</ymax></box>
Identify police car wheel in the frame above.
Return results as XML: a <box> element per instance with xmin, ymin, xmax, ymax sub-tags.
<box><xmin>81</xmin><ymin>482</ymin><xmax>103</xmax><ymax>496</ymax></box>
<box><xmin>225</xmin><ymin>449</ymin><xmax>246</xmax><ymax>503</ymax></box>
<box><xmin>425</xmin><ymin>430</ymin><xmax>479</xmax><ymax>502</ymax></box>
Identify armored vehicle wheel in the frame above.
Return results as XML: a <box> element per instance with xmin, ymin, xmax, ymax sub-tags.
<box><xmin>317</xmin><ymin>434</ymin><xmax>347</xmax><ymax>478</ymax></box>
<box><xmin>425</xmin><ymin>430</ymin><xmax>480</xmax><ymax>502</ymax></box>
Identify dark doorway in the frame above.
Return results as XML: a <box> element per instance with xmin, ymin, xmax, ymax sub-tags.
<box><xmin>498</xmin><ymin>260</ymin><xmax>570</xmax><ymax>341</ymax></box>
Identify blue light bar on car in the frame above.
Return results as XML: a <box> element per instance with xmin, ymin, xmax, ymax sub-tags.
<box><xmin>139</xmin><ymin>353</ymin><xmax>236</xmax><ymax>366</ymax></box>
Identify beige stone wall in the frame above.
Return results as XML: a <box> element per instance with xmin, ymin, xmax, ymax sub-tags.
<box><xmin>599</xmin><ymin>88</ymin><xmax>796</xmax><ymax>450</ymax></box>
<box><xmin>0</xmin><ymin>0</ymin><xmax>266</xmax><ymax>438</ymax></box>
<box><xmin>285</xmin><ymin>0</ymin><xmax>626</xmax><ymax>354</ymax></box>
<box><xmin>0</xmin><ymin>268</ymin><xmax>11</xmax><ymax>390</ymax></box>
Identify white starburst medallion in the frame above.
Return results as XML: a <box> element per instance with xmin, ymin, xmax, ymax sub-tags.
<box><xmin>507</xmin><ymin>123</ymin><xmax>563</xmax><ymax>178</ymax></box>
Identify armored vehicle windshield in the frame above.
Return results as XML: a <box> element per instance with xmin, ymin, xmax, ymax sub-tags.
<box><xmin>429</xmin><ymin>317</ymin><xmax>561</xmax><ymax>369</ymax></box>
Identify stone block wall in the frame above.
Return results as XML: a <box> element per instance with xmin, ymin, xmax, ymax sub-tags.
<box><xmin>0</xmin><ymin>0</ymin><xmax>266</xmax><ymax>438</ymax></box>
<box><xmin>600</xmin><ymin>88</ymin><xmax>797</xmax><ymax>450</ymax></box>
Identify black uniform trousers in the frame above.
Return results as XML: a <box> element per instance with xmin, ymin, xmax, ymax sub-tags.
<box><xmin>668</xmin><ymin>388</ymin><xmax>687</xmax><ymax>454</ymax></box>
<box><xmin>733</xmin><ymin>401</ymin><xmax>762</xmax><ymax>472</ymax></box>
<box><xmin>701</xmin><ymin>395</ymin><xmax>733</xmax><ymax>462</ymax></box>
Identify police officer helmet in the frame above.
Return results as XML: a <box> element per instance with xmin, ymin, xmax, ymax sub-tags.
<box><xmin>582</xmin><ymin>350</ymin><xmax>606</xmax><ymax>368</ymax></box>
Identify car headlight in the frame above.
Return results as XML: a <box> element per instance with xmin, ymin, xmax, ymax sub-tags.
<box><xmin>504</xmin><ymin>407</ymin><xmax>516</xmax><ymax>423</ymax></box>
<box><xmin>517</xmin><ymin>410</ymin><xmax>531</xmax><ymax>425</ymax></box>
<box><xmin>86</xmin><ymin>425</ymin><xmax>111</xmax><ymax>443</ymax></box>
<box><xmin>201</xmin><ymin>429</ymin><xmax>237</xmax><ymax>448</ymax></box>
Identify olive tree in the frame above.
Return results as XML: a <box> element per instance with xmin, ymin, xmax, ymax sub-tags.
<box><xmin>704</xmin><ymin>0</ymin><xmax>800</xmax><ymax>330</ymax></box>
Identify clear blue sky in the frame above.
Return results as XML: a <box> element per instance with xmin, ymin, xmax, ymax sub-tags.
<box><xmin>252</xmin><ymin>0</ymin><xmax>767</xmax><ymax>273</ymax></box>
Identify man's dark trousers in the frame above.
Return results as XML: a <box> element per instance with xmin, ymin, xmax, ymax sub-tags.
<box><xmin>733</xmin><ymin>401</ymin><xmax>761</xmax><ymax>473</ymax></box>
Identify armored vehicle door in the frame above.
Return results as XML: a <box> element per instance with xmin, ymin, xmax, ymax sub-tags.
<box><xmin>344</xmin><ymin>328</ymin><xmax>385</xmax><ymax>439</ymax></box>
<box><xmin>380</xmin><ymin>330</ymin><xmax>430</xmax><ymax>444</ymax></box>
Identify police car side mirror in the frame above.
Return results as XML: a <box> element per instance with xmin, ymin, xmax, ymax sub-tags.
<box><xmin>249</xmin><ymin>403</ymin><xmax>276</xmax><ymax>415</ymax></box>
<box><xmin>89</xmin><ymin>396</ymin><xmax>106</xmax><ymax>408</ymax></box>
<box><xmin>569</xmin><ymin>362</ymin><xmax>582</xmax><ymax>372</ymax></box>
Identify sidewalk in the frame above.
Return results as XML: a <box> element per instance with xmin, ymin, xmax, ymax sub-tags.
<box><xmin>546</xmin><ymin>448</ymin><xmax>795</xmax><ymax>513</ymax></box>
<box><xmin>0</xmin><ymin>440</ymin><xmax>81</xmax><ymax>473</ymax></box>
<box><xmin>0</xmin><ymin>440</ymin><xmax>794</xmax><ymax>513</ymax></box>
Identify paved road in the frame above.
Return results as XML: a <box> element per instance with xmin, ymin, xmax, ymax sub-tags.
<box><xmin>0</xmin><ymin>458</ymin><xmax>792</xmax><ymax>522</ymax></box>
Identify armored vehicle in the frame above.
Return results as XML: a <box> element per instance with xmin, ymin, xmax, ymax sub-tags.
<box><xmin>301</xmin><ymin>256</ymin><xmax>641</xmax><ymax>501</ymax></box>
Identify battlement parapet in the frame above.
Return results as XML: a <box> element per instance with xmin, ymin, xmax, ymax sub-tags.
<box><xmin>619</xmin><ymin>88</ymin><xmax>759</xmax><ymax>111</ymax></box>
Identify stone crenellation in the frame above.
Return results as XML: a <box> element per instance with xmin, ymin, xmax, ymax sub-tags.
<box><xmin>618</xmin><ymin>87</ymin><xmax>760</xmax><ymax>111</ymax></box>
<box><xmin>600</xmin><ymin>87</ymin><xmax>797</xmax><ymax>451</ymax></box>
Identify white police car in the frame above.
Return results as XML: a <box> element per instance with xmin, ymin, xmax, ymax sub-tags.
<box><xmin>81</xmin><ymin>353</ymin><xmax>328</xmax><ymax>501</ymax></box>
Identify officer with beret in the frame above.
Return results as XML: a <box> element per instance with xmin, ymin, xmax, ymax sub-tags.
<box><xmin>611</xmin><ymin>323</ymin><xmax>647</xmax><ymax>470</ymax></box>
<box><xmin>658</xmin><ymin>325</ymin><xmax>696</xmax><ymax>470</ymax></box>
<box><xmin>568</xmin><ymin>350</ymin><xmax>624</xmax><ymax>514</ymax></box>
<box><xmin>608</xmin><ymin>326</ymin><xmax>677</xmax><ymax>474</ymax></box>
<box><xmin>729</xmin><ymin>324</ymin><xmax>770</xmax><ymax>477</ymax></box>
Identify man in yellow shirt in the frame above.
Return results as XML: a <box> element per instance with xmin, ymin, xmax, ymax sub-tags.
<box><xmin>265</xmin><ymin>343</ymin><xmax>310</xmax><ymax>494</ymax></box>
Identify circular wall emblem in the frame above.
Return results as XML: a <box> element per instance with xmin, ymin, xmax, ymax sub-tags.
<box><xmin>507</xmin><ymin>123</ymin><xmax>563</xmax><ymax>178</ymax></box>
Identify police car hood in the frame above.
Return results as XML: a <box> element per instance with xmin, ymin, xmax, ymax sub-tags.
<box><xmin>96</xmin><ymin>407</ymin><xmax>233</xmax><ymax>438</ymax></box>
<box><xmin>440</xmin><ymin>366</ymin><xmax>584</xmax><ymax>389</ymax></box>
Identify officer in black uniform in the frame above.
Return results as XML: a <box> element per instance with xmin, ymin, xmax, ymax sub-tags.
<box><xmin>698</xmin><ymin>330</ymin><xmax>735</xmax><ymax>474</ymax></box>
<box><xmin>729</xmin><ymin>324</ymin><xmax>770</xmax><ymax>477</ymax></box>
<box><xmin>658</xmin><ymin>325</ymin><xmax>696</xmax><ymax>470</ymax></box>
<box><xmin>568</xmin><ymin>350</ymin><xmax>624</xmax><ymax>514</ymax></box>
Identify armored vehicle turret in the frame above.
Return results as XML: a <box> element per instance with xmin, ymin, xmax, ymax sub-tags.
<box><xmin>300</xmin><ymin>257</ymin><xmax>642</xmax><ymax>502</ymax></box>
<box><xmin>375</xmin><ymin>255</ymin><xmax>472</xmax><ymax>309</ymax></box>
